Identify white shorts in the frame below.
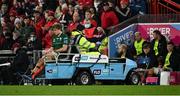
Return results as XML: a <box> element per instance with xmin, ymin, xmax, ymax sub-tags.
<box><xmin>153</xmin><ymin>67</ymin><xmax>163</xmax><ymax>75</ymax></box>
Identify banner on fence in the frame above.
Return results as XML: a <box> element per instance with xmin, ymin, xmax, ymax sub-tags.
<box><xmin>109</xmin><ymin>24</ymin><xmax>137</xmax><ymax>58</ymax></box>
<box><xmin>137</xmin><ymin>23</ymin><xmax>180</xmax><ymax>46</ymax></box>
<box><xmin>109</xmin><ymin>23</ymin><xmax>180</xmax><ymax>58</ymax></box>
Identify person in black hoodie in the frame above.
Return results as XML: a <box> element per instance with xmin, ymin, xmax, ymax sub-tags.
<box><xmin>164</xmin><ymin>42</ymin><xmax>179</xmax><ymax>71</ymax></box>
<box><xmin>137</xmin><ymin>42</ymin><xmax>158</xmax><ymax>84</ymax></box>
<box><xmin>151</xmin><ymin>30</ymin><xmax>167</xmax><ymax>62</ymax></box>
<box><xmin>137</xmin><ymin>41</ymin><xmax>158</xmax><ymax>69</ymax></box>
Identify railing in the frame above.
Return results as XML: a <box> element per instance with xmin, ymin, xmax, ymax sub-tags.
<box><xmin>148</xmin><ymin>0</ymin><xmax>180</xmax><ymax>14</ymax></box>
<box><xmin>0</xmin><ymin>45</ymin><xmax>79</xmax><ymax>65</ymax></box>
<box><xmin>0</xmin><ymin>50</ymin><xmax>42</xmax><ymax>65</ymax></box>
<box><xmin>107</xmin><ymin>15</ymin><xmax>139</xmax><ymax>35</ymax></box>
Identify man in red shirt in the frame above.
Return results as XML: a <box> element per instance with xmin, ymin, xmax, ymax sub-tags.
<box><xmin>33</xmin><ymin>11</ymin><xmax>45</xmax><ymax>42</ymax></box>
<box><xmin>42</xmin><ymin>11</ymin><xmax>58</xmax><ymax>35</ymax></box>
<box><xmin>42</xmin><ymin>10</ymin><xmax>58</xmax><ymax>48</ymax></box>
<box><xmin>101</xmin><ymin>2</ymin><xmax>119</xmax><ymax>30</ymax></box>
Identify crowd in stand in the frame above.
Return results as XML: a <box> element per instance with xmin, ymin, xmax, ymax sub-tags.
<box><xmin>0</xmin><ymin>0</ymin><xmax>148</xmax><ymax>52</ymax></box>
<box><xmin>0</xmin><ymin>0</ymin><xmax>180</xmax><ymax>85</ymax></box>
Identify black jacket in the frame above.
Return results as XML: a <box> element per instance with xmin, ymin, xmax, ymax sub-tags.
<box><xmin>169</xmin><ymin>50</ymin><xmax>180</xmax><ymax>71</ymax></box>
<box><xmin>151</xmin><ymin>35</ymin><xmax>167</xmax><ymax>59</ymax></box>
<box><xmin>138</xmin><ymin>51</ymin><xmax>158</xmax><ymax>69</ymax></box>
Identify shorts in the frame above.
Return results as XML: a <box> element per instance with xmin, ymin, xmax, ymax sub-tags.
<box><xmin>153</xmin><ymin>67</ymin><xmax>163</xmax><ymax>75</ymax></box>
<box><xmin>44</xmin><ymin>51</ymin><xmax>58</xmax><ymax>61</ymax></box>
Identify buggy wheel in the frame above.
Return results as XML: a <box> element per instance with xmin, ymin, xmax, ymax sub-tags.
<box><xmin>127</xmin><ymin>72</ymin><xmax>140</xmax><ymax>85</ymax></box>
<box><xmin>75</xmin><ymin>71</ymin><xmax>94</xmax><ymax>85</ymax></box>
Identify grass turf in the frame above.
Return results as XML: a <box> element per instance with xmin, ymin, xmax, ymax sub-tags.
<box><xmin>0</xmin><ymin>85</ymin><xmax>180</xmax><ymax>95</ymax></box>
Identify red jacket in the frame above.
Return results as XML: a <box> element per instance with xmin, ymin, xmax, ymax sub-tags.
<box><xmin>101</xmin><ymin>10</ymin><xmax>119</xmax><ymax>29</ymax></box>
<box><xmin>68</xmin><ymin>22</ymin><xmax>80</xmax><ymax>32</ymax></box>
<box><xmin>78</xmin><ymin>0</ymin><xmax>93</xmax><ymax>8</ymax></box>
<box><xmin>81</xmin><ymin>19</ymin><xmax>97</xmax><ymax>27</ymax></box>
<box><xmin>43</xmin><ymin>31</ymin><xmax>52</xmax><ymax>49</ymax></box>
<box><xmin>84</xmin><ymin>27</ymin><xmax>96</xmax><ymax>39</ymax></box>
<box><xmin>34</xmin><ymin>17</ymin><xmax>45</xmax><ymax>40</ymax></box>
<box><xmin>43</xmin><ymin>18</ymin><xmax>58</xmax><ymax>35</ymax></box>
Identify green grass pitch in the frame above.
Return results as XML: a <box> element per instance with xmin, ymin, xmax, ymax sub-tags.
<box><xmin>0</xmin><ymin>85</ymin><xmax>180</xmax><ymax>95</ymax></box>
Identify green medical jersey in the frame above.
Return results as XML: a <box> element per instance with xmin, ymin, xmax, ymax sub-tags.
<box><xmin>52</xmin><ymin>33</ymin><xmax>69</xmax><ymax>50</ymax></box>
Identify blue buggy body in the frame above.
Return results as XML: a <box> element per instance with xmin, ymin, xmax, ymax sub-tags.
<box><xmin>45</xmin><ymin>54</ymin><xmax>139</xmax><ymax>85</ymax></box>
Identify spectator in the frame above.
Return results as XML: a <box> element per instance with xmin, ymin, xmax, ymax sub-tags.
<box><xmin>94</xmin><ymin>0</ymin><xmax>103</xmax><ymax>11</ymax></box>
<box><xmin>66</xmin><ymin>0</ymin><xmax>77</xmax><ymax>6</ymax></box>
<box><xmin>151</xmin><ymin>30</ymin><xmax>167</xmax><ymax>60</ymax></box>
<box><xmin>89</xmin><ymin>7</ymin><xmax>100</xmax><ymax>26</ymax></box>
<box><xmin>82</xmin><ymin>9</ymin><xmax>97</xmax><ymax>28</ymax></box>
<box><xmin>1</xmin><ymin>4</ymin><xmax>9</xmax><ymax>17</ymax></box>
<box><xmin>9</xmin><ymin>11</ymin><xmax>16</xmax><ymax>31</ymax></box>
<box><xmin>78</xmin><ymin>0</ymin><xmax>93</xmax><ymax>9</ymax></box>
<box><xmin>23</xmin><ymin>0</ymin><xmax>35</xmax><ymax>17</ymax></box>
<box><xmin>14</xmin><ymin>17</ymin><xmax>23</xmax><ymax>36</ymax></box>
<box><xmin>12</xmin><ymin>30</ymin><xmax>25</xmax><ymax>53</ymax></box>
<box><xmin>0</xmin><ymin>0</ymin><xmax>10</xmax><ymax>6</ymax></box>
<box><xmin>14</xmin><ymin>0</ymin><xmax>26</xmax><ymax>16</ymax></box>
<box><xmin>68</xmin><ymin>4</ymin><xmax>74</xmax><ymax>19</ymax></box>
<box><xmin>34</xmin><ymin>5</ymin><xmax>43</xmax><ymax>14</ymax></box>
<box><xmin>21</xmin><ymin>16</ymin><xmax>34</xmax><ymax>40</ymax></box>
<box><xmin>116</xmin><ymin>0</ymin><xmax>131</xmax><ymax>22</ymax></box>
<box><xmin>42</xmin><ymin>10</ymin><xmax>58</xmax><ymax>47</ymax></box>
<box><xmin>21</xmin><ymin>16</ymin><xmax>42</xmax><ymax>50</ymax></box>
<box><xmin>42</xmin><ymin>10</ymin><xmax>58</xmax><ymax>36</ymax></box>
<box><xmin>37</xmin><ymin>0</ymin><xmax>45</xmax><ymax>10</ymax></box>
<box><xmin>55</xmin><ymin>0</ymin><xmax>66</xmax><ymax>20</ymax></box>
<box><xmin>74</xmin><ymin>5</ymin><xmax>84</xmax><ymax>20</ymax></box>
<box><xmin>68</xmin><ymin>11</ymin><xmax>81</xmax><ymax>32</ymax></box>
<box><xmin>107</xmin><ymin>1</ymin><xmax>119</xmax><ymax>16</ymax></box>
<box><xmin>31</xmin><ymin>24</ymin><xmax>69</xmax><ymax>79</ymax></box>
<box><xmin>58</xmin><ymin>3</ymin><xmax>72</xmax><ymax>29</ymax></box>
<box><xmin>100</xmin><ymin>1</ymin><xmax>119</xmax><ymax>30</ymax></box>
<box><xmin>33</xmin><ymin>10</ymin><xmax>45</xmax><ymax>43</ymax></box>
<box><xmin>129</xmin><ymin>0</ymin><xmax>147</xmax><ymax>16</ymax></box>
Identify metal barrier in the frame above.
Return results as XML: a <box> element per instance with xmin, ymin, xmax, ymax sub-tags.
<box><xmin>148</xmin><ymin>0</ymin><xmax>179</xmax><ymax>14</ymax></box>
<box><xmin>0</xmin><ymin>50</ymin><xmax>42</xmax><ymax>65</ymax></box>
<box><xmin>0</xmin><ymin>45</ymin><xmax>79</xmax><ymax>65</ymax></box>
